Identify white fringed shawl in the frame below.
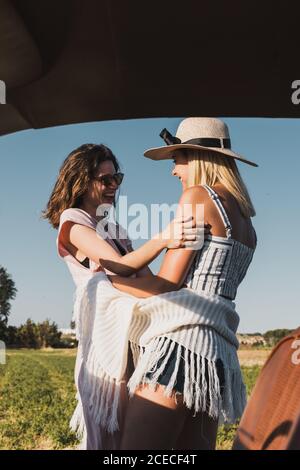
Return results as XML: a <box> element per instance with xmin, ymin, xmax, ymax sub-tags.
<box><xmin>70</xmin><ymin>271</ymin><xmax>247</xmax><ymax>442</ymax></box>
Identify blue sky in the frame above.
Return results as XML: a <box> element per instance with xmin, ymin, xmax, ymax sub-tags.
<box><xmin>0</xmin><ymin>117</ymin><xmax>299</xmax><ymax>334</ymax></box>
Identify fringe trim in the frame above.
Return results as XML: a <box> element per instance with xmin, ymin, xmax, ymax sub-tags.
<box><xmin>69</xmin><ymin>277</ymin><xmax>246</xmax><ymax>440</ymax></box>
<box><xmin>70</xmin><ymin>280</ymin><xmax>124</xmax><ymax>439</ymax></box>
<box><xmin>128</xmin><ymin>336</ymin><xmax>247</xmax><ymax>424</ymax></box>
<box><xmin>69</xmin><ymin>337</ymin><xmax>247</xmax><ymax>444</ymax></box>
<box><xmin>80</xmin><ymin>343</ymin><xmax>123</xmax><ymax>434</ymax></box>
<box><xmin>69</xmin><ymin>351</ymin><xmax>123</xmax><ymax>447</ymax></box>
<box><xmin>70</xmin><ymin>399</ymin><xmax>85</xmax><ymax>439</ymax></box>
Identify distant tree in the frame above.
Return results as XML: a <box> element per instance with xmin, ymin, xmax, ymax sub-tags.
<box><xmin>0</xmin><ymin>321</ymin><xmax>6</xmax><ymax>341</ymax></box>
<box><xmin>5</xmin><ymin>325</ymin><xmax>19</xmax><ymax>346</ymax></box>
<box><xmin>38</xmin><ymin>319</ymin><xmax>49</xmax><ymax>348</ymax></box>
<box><xmin>17</xmin><ymin>319</ymin><xmax>39</xmax><ymax>348</ymax></box>
<box><xmin>0</xmin><ymin>266</ymin><xmax>17</xmax><ymax>338</ymax></box>
<box><xmin>37</xmin><ymin>319</ymin><xmax>62</xmax><ymax>348</ymax></box>
<box><xmin>263</xmin><ymin>329</ymin><xmax>294</xmax><ymax>347</ymax></box>
<box><xmin>15</xmin><ymin>319</ymin><xmax>62</xmax><ymax>348</ymax></box>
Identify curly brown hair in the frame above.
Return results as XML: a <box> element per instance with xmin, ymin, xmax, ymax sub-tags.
<box><xmin>42</xmin><ymin>143</ymin><xmax>120</xmax><ymax>229</ymax></box>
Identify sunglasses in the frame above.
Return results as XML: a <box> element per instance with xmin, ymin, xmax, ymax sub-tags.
<box><xmin>93</xmin><ymin>172</ymin><xmax>124</xmax><ymax>186</ymax></box>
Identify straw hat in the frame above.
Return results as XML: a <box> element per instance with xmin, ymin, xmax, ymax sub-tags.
<box><xmin>144</xmin><ymin>117</ymin><xmax>258</xmax><ymax>167</ymax></box>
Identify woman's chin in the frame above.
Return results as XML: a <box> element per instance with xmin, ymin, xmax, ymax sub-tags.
<box><xmin>102</xmin><ymin>196</ymin><xmax>114</xmax><ymax>205</ymax></box>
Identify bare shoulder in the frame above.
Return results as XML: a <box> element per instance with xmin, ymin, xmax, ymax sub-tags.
<box><xmin>177</xmin><ymin>186</ymin><xmax>210</xmax><ymax>224</ymax></box>
<box><xmin>178</xmin><ymin>185</ymin><xmax>209</xmax><ymax>204</ymax></box>
<box><xmin>60</xmin><ymin>218</ymin><xmax>95</xmax><ymax>253</ymax></box>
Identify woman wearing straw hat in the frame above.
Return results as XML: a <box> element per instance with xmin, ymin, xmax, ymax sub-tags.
<box><xmin>108</xmin><ymin>117</ymin><xmax>258</xmax><ymax>450</ymax></box>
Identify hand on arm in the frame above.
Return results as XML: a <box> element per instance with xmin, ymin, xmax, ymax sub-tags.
<box><xmin>63</xmin><ymin>212</ymin><xmax>200</xmax><ymax>277</ymax></box>
<box><xmin>109</xmin><ymin>186</ymin><xmax>208</xmax><ymax>297</ymax></box>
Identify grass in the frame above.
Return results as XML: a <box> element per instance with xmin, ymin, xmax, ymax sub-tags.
<box><xmin>216</xmin><ymin>365</ymin><xmax>261</xmax><ymax>450</ymax></box>
<box><xmin>0</xmin><ymin>348</ymin><xmax>264</xmax><ymax>450</ymax></box>
<box><xmin>0</xmin><ymin>349</ymin><xmax>78</xmax><ymax>450</ymax></box>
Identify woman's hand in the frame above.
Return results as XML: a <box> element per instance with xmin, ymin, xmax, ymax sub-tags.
<box><xmin>156</xmin><ymin>215</ymin><xmax>210</xmax><ymax>250</ymax></box>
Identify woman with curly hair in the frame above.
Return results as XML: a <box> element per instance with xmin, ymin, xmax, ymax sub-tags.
<box><xmin>42</xmin><ymin>142</ymin><xmax>199</xmax><ymax>449</ymax></box>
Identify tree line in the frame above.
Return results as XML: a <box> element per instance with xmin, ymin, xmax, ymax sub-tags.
<box><xmin>0</xmin><ymin>265</ymin><xmax>76</xmax><ymax>348</ymax></box>
<box><xmin>0</xmin><ymin>318</ymin><xmax>73</xmax><ymax>348</ymax></box>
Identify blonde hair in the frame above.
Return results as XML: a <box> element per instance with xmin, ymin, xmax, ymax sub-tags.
<box><xmin>183</xmin><ymin>149</ymin><xmax>256</xmax><ymax>217</ymax></box>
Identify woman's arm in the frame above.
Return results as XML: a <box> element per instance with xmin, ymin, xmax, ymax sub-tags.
<box><xmin>63</xmin><ymin>213</ymin><xmax>197</xmax><ymax>277</ymax></box>
<box><xmin>108</xmin><ymin>273</ymin><xmax>177</xmax><ymax>297</ymax></box>
<box><xmin>109</xmin><ymin>186</ymin><xmax>207</xmax><ymax>296</ymax></box>
<box><xmin>136</xmin><ymin>265</ymin><xmax>154</xmax><ymax>277</ymax></box>
<box><xmin>125</xmin><ymin>238</ymin><xmax>154</xmax><ymax>277</ymax></box>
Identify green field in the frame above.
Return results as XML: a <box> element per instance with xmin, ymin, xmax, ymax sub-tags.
<box><xmin>0</xmin><ymin>349</ymin><xmax>261</xmax><ymax>450</ymax></box>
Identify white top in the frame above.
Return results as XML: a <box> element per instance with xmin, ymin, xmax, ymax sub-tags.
<box><xmin>56</xmin><ymin>207</ymin><xmax>133</xmax><ymax>285</ymax></box>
